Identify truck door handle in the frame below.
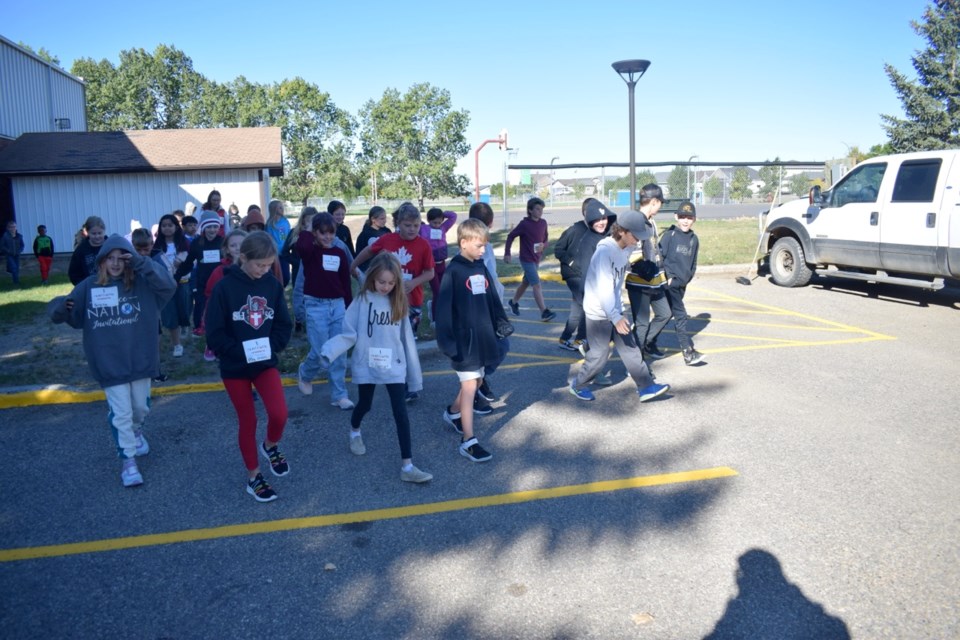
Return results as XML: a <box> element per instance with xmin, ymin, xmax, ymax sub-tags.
<box><xmin>926</xmin><ymin>212</ymin><xmax>936</xmax><ymax>228</ymax></box>
<box><xmin>870</xmin><ymin>212</ymin><xmax>879</xmax><ymax>226</ymax></box>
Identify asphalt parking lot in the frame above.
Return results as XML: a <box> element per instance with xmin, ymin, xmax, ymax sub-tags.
<box><xmin>1</xmin><ymin>272</ymin><xmax>957</xmax><ymax>639</ymax></box>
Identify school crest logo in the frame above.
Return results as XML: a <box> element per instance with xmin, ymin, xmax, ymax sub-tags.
<box><xmin>234</xmin><ymin>295</ymin><xmax>274</xmax><ymax>329</ymax></box>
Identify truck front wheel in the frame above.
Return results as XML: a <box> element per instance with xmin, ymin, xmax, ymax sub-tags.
<box><xmin>770</xmin><ymin>237</ymin><xmax>813</xmax><ymax>287</ymax></box>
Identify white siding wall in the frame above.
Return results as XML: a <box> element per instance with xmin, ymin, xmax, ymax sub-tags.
<box><xmin>11</xmin><ymin>170</ymin><xmax>266</xmax><ymax>252</ymax></box>
<box><xmin>0</xmin><ymin>37</ymin><xmax>87</xmax><ymax>139</ymax></box>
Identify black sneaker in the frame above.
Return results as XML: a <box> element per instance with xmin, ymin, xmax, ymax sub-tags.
<box><xmin>508</xmin><ymin>300</ymin><xmax>520</xmax><ymax>316</ymax></box>
<box><xmin>541</xmin><ymin>308</ymin><xmax>556</xmax><ymax>322</ymax></box>
<box><xmin>247</xmin><ymin>473</ymin><xmax>278</xmax><ymax>502</ymax></box>
<box><xmin>644</xmin><ymin>343</ymin><xmax>666</xmax><ymax>360</ymax></box>
<box><xmin>443</xmin><ymin>407</ymin><xmax>463</xmax><ymax>434</ymax></box>
<box><xmin>459</xmin><ymin>437</ymin><xmax>493</xmax><ymax>462</ymax></box>
<box><xmin>260</xmin><ymin>442</ymin><xmax>290</xmax><ymax>477</ymax></box>
<box><xmin>477</xmin><ymin>378</ymin><xmax>497</xmax><ymax>402</ymax></box>
<box><xmin>405</xmin><ymin>391</ymin><xmax>420</xmax><ymax>403</ymax></box>
<box><xmin>683</xmin><ymin>348</ymin><xmax>704</xmax><ymax>365</ymax></box>
<box><xmin>474</xmin><ymin>395</ymin><xmax>493</xmax><ymax>415</ymax></box>
<box><xmin>152</xmin><ymin>372</ymin><xmax>169</xmax><ymax>383</ymax></box>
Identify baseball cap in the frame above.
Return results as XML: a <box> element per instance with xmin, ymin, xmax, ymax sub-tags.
<box><xmin>640</xmin><ymin>184</ymin><xmax>664</xmax><ymax>202</ymax></box>
<box><xmin>616</xmin><ymin>210</ymin><xmax>651</xmax><ymax>241</ymax></box>
<box><xmin>676</xmin><ymin>201</ymin><xmax>696</xmax><ymax>218</ymax></box>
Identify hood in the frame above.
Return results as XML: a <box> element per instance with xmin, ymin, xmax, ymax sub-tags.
<box><xmin>95</xmin><ymin>234</ymin><xmax>135</xmax><ymax>266</ymax></box>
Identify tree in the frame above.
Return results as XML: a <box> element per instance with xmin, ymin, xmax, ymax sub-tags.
<box><xmin>71</xmin><ymin>57</ymin><xmax>123</xmax><ymax>131</ymax></box>
<box><xmin>359</xmin><ymin>83</ymin><xmax>470</xmax><ymax>210</ymax></box>
<box><xmin>758</xmin><ymin>159</ymin><xmax>784</xmax><ymax>200</ymax></box>
<box><xmin>704</xmin><ymin>177</ymin><xmax>723</xmax><ymax>201</ymax></box>
<box><xmin>667</xmin><ymin>165</ymin><xmax>688</xmax><ymax>200</ymax></box>
<box><xmin>788</xmin><ymin>173</ymin><xmax>811</xmax><ymax>197</ymax></box>
<box><xmin>17</xmin><ymin>42</ymin><xmax>60</xmax><ymax>66</ymax></box>
<box><xmin>882</xmin><ymin>0</ymin><xmax>960</xmax><ymax>151</ymax></box>
<box><xmin>730</xmin><ymin>168</ymin><xmax>752</xmax><ymax>202</ymax></box>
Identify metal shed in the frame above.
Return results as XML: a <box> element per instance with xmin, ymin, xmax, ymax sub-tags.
<box><xmin>0</xmin><ymin>127</ymin><xmax>283</xmax><ymax>252</ymax></box>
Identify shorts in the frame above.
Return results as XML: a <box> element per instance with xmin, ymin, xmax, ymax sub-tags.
<box><xmin>456</xmin><ymin>369</ymin><xmax>484</xmax><ymax>382</ymax></box>
<box><xmin>520</xmin><ymin>261</ymin><xmax>541</xmax><ymax>286</ymax></box>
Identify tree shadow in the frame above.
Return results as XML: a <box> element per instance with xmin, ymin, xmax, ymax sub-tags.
<box><xmin>704</xmin><ymin>548</ymin><xmax>850</xmax><ymax>640</ymax></box>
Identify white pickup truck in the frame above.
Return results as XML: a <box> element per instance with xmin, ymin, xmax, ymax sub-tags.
<box><xmin>762</xmin><ymin>149</ymin><xmax>960</xmax><ymax>289</ymax></box>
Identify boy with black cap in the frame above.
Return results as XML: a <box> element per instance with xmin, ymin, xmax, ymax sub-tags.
<box><xmin>660</xmin><ymin>201</ymin><xmax>704</xmax><ymax>365</ymax></box>
<box><xmin>626</xmin><ymin>184</ymin><xmax>671</xmax><ymax>359</ymax></box>
<box><xmin>569</xmin><ymin>210</ymin><xmax>670</xmax><ymax>403</ymax></box>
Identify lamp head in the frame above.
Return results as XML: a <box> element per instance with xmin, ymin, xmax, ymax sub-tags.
<box><xmin>612</xmin><ymin>59</ymin><xmax>651</xmax><ymax>84</ymax></box>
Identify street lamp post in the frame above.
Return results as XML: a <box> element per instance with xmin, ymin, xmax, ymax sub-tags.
<box><xmin>549</xmin><ymin>156</ymin><xmax>559</xmax><ymax>209</ymax></box>
<box><xmin>612</xmin><ymin>59</ymin><xmax>650</xmax><ymax>209</ymax></box>
<box><xmin>687</xmin><ymin>154</ymin><xmax>698</xmax><ymax>200</ymax></box>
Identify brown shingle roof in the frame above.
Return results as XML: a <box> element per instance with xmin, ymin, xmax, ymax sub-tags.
<box><xmin>0</xmin><ymin>127</ymin><xmax>283</xmax><ymax>176</ymax></box>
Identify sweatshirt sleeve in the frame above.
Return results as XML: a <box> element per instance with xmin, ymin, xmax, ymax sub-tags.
<box><xmin>554</xmin><ymin>226</ymin><xmax>573</xmax><ymax>263</ymax></box>
<box><xmin>173</xmin><ymin>242</ymin><xmax>199</xmax><ymax>282</ymax></box>
<box><xmin>132</xmin><ymin>251</ymin><xmax>177</xmax><ymax>308</ymax></box>
<box><xmin>441</xmin><ymin>210</ymin><xmax>457</xmax><ymax>232</ymax></box>
<box><xmin>504</xmin><ymin>222</ymin><xmax>521</xmax><ymax>259</ymax></box>
<box><xmin>68</xmin><ymin>246</ymin><xmax>87</xmax><ymax>285</ymax></box>
<box><xmin>270</xmin><ymin>285</ymin><xmax>293</xmax><ymax>354</ymax></box>
<box><xmin>204</xmin><ymin>283</ymin><xmax>245</xmax><ymax>364</ymax></box>
<box><xmin>321</xmin><ymin>296</ymin><xmax>360</xmax><ymax>362</ymax></box>
<box><xmin>49</xmin><ymin>280</ymin><xmax>89</xmax><ymax>329</ymax></box>
<box><xmin>591</xmin><ymin>246</ymin><xmax>624</xmax><ymax>325</ymax></box>
<box><xmin>401</xmin><ymin>314</ymin><xmax>423</xmax><ymax>392</ymax></box>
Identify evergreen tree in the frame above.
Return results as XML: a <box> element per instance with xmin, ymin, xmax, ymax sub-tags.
<box><xmin>882</xmin><ymin>1</ymin><xmax>960</xmax><ymax>151</ymax></box>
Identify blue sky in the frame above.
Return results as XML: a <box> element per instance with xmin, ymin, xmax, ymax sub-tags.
<box><xmin>5</xmin><ymin>0</ymin><xmax>929</xmax><ymax>185</ymax></box>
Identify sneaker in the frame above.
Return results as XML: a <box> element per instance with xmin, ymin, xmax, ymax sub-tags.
<box><xmin>477</xmin><ymin>378</ymin><xmax>497</xmax><ymax>402</ymax></box>
<box><xmin>443</xmin><ymin>407</ymin><xmax>463</xmax><ymax>434</ymax></box>
<box><xmin>558</xmin><ymin>338</ymin><xmax>580</xmax><ymax>351</ymax></box>
<box><xmin>134</xmin><ymin>430</ymin><xmax>150</xmax><ymax>456</ymax></box>
<box><xmin>349</xmin><ymin>432</ymin><xmax>366</xmax><ymax>456</ymax></box>
<box><xmin>459</xmin><ymin>437</ymin><xmax>493</xmax><ymax>462</ymax></box>
<box><xmin>180</xmin><ymin>326</ymin><xmax>190</xmax><ymax>339</ymax></box>
<box><xmin>594</xmin><ymin>371</ymin><xmax>614</xmax><ymax>387</ymax></box>
<box><xmin>541</xmin><ymin>308</ymin><xmax>556</xmax><ymax>322</ymax></box>
<box><xmin>644</xmin><ymin>343</ymin><xmax>666</xmax><ymax>360</ymax></box>
<box><xmin>121</xmin><ymin>459</ymin><xmax>143</xmax><ymax>487</ymax></box>
<box><xmin>508</xmin><ymin>300</ymin><xmax>520</xmax><ymax>316</ymax></box>
<box><xmin>683</xmin><ymin>348</ymin><xmax>704</xmax><ymax>366</ymax></box>
<box><xmin>192</xmin><ymin>327</ymin><xmax>204</xmax><ymax>337</ymax></box>
<box><xmin>152</xmin><ymin>372</ymin><xmax>169</xmax><ymax>383</ymax></box>
<box><xmin>297</xmin><ymin>366</ymin><xmax>313</xmax><ymax>395</ymax></box>
<box><xmin>400</xmin><ymin>465</ymin><xmax>433</xmax><ymax>483</ymax></box>
<box><xmin>569</xmin><ymin>384</ymin><xmax>595</xmax><ymax>401</ymax></box>
<box><xmin>203</xmin><ymin>347</ymin><xmax>216</xmax><ymax>362</ymax></box>
<box><xmin>172</xmin><ymin>344</ymin><xmax>184</xmax><ymax>358</ymax></box>
<box><xmin>247</xmin><ymin>473</ymin><xmax>277</xmax><ymax>502</ymax></box>
<box><xmin>578</xmin><ymin>340</ymin><xmax>589</xmax><ymax>357</ymax></box>
<box><xmin>474</xmin><ymin>395</ymin><xmax>493</xmax><ymax>415</ymax></box>
<box><xmin>405</xmin><ymin>391</ymin><xmax>419</xmax><ymax>403</ymax></box>
<box><xmin>259</xmin><ymin>442</ymin><xmax>290</xmax><ymax>476</ymax></box>
<box><xmin>332</xmin><ymin>397</ymin><xmax>355</xmax><ymax>410</ymax></box>
<box><xmin>638</xmin><ymin>383</ymin><xmax>670</xmax><ymax>403</ymax></box>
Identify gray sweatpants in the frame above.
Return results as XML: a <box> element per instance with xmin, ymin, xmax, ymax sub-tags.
<box><xmin>574</xmin><ymin>317</ymin><xmax>654</xmax><ymax>390</ymax></box>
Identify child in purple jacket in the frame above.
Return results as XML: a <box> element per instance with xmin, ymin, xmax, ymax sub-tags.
<box><xmin>419</xmin><ymin>208</ymin><xmax>457</xmax><ymax>321</ymax></box>
<box><xmin>504</xmin><ymin>197</ymin><xmax>555</xmax><ymax>321</ymax></box>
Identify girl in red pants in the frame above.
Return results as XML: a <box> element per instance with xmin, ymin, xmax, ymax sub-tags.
<box><xmin>205</xmin><ymin>231</ymin><xmax>293</xmax><ymax>502</ymax></box>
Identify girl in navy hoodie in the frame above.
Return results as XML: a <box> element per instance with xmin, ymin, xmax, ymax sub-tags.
<box><xmin>205</xmin><ymin>231</ymin><xmax>293</xmax><ymax>503</ymax></box>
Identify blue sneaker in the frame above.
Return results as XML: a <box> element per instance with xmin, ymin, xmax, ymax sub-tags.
<box><xmin>638</xmin><ymin>383</ymin><xmax>670</xmax><ymax>402</ymax></box>
<box><xmin>569</xmin><ymin>384</ymin><xmax>594</xmax><ymax>401</ymax></box>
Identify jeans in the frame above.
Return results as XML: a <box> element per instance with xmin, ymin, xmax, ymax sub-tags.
<box><xmin>628</xmin><ymin>286</ymin><xmax>671</xmax><ymax>348</ymax></box>
<box><xmin>293</xmin><ymin>267</ymin><xmax>305</xmax><ymax>323</ymax></box>
<box><xmin>300</xmin><ymin>296</ymin><xmax>347</xmax><ymax>401</ymax></box>
<box><xmin>663</xmin><ymin>283</ymin><xmax>694</xmax><ymax>351</ymax></box>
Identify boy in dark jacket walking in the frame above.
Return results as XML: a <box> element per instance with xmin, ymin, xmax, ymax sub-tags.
<box><xmin>435</xmin><ymin>219</ymin><xmax>509</xmax><ymax>463</ymax></box>
<box><xmin>659</xmin><ymin>201</ymin><xmax>704</xmax><ymax>365</ymax></box>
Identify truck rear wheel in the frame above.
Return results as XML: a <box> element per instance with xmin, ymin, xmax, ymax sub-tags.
<box><xmin>770</xmin><ymin>237</ymin><xmax>813</xmax><ymax>287</ymax></box>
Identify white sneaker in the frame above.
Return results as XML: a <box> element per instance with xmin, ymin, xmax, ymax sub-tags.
<box><xmin>297</xmin><ymin>366</ymin><xmax>312</xmax><ymax>395</ymax></box>
<box><xmin>400</xmin><ymin>465</ymin><xmax>433</xmax><ymax>483</ymax></box>
<box><xmin>332</xmin><ymin>397</ymin><xmax>355</xmax><ymax>410</ymax></box>
<box><xmin>172</xmin><ymin>345</ymin><xmax>184</xmax><ymax>358</ymax></box>
<box><xmin>349</xmin><ymin>433</ymin><xmax>366</xmax><ymax>455</ymax></box>
<box><xmin>121</xmin><ymin>459</ymin><xmax>143</xmax><ymax>487</ymax></box>
<box><xmin>134</xmin><ymin>430</ymin><xmax>149</xmax><ymax>456</ymax></box>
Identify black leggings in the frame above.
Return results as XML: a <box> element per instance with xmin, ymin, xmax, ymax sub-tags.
<box><xmin>351</xmin><ymin>383</ymin><xmax>412</xmax><ymax>459</ymax></box>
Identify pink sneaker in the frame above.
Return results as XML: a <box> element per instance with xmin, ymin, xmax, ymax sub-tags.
<box><xmin>204</xmin><ymin>347</ymin><xmax>217</xmax><ymax>362</ymax></box>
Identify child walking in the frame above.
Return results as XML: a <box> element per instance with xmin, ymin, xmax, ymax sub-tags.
<box><xmin>321</xmin><ymin>253</ymin><xmax>433</xmax><ymax>483</ymax></box>
<box><xmin>419</xmin><ymin>207</ymin><xmax>457</xmax><ymax>322</ymax></box>
<box><xmin>50</xmin><ymin>234</ymin><xmax>176</xmax><ymax>486</ymax></box>
<box><xmin>1</xmin><ymin>220</ymin><xmax>24</xmax><ymax>286</ymax></box>
<box><xmin>174</xmin><ymin>210</ymin><xmax>224</xmax><ymax>356</ymax></box>
<box><xmin>33</xmin><ymin>224</ymin><xmax>55</xmax><ymax>284</ymax></box>
<box><xmin>504</xmin><ymin>197</ymin><xmax>555</xmax><ymax>321</ymax></box>
<box><xmin>69</xmin><ymin>216</ymin><xmax>107</xmax><ymax>285</ymax></box>
<box><xmin>296</xmin><ymin>212</ymin><xmax>354</xmax><ymax>410</ymax></box>
<box><xmin>205</xmin><ymin>231</ymin><xmax>294</xmax><ymax>502</ymax></box>
<box><xmin>436</xmin><ymin>219</ymin><xmax>510</xmax><ymax>463</ymax></box>
<box><xmin>152</xmin><ymin>213</ymin><xmax>191</xmax><ymax>357</ymax></box>
<box><xmin>569</xmin><ymin>210</ymin><xmax>670</xmax><ymax>403</ymax></box>
<box><xmin>659</xmin><ymin>201</ymin><xmax>704</xmax><ymax>365</ymax></box>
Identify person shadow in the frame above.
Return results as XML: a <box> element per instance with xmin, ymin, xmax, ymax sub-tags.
<box><xmin>704</xmin><ymin>548</ymin><xmax>851</xmax><ymax>640</ymax></box>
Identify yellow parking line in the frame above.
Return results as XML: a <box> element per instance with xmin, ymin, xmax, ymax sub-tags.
<box><xmin>701</xmin><ymin>318</ymin><xmax>866</xmax><ymax>332</ymax></box>
<box><xmin>0</xmin><ymin>466</ymin><xmax>737</xmax><ymax>563</ymax></box>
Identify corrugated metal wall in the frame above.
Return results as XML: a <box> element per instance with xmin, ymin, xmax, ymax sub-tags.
<box><xmin>0</xmin><ymin>37</ymin><xmax>87</xmax><ymax>139</ymax></box>
<box><xmin>10</xmin><ymin>169</ymin><xmax>268</xmax><ymax>252</ymax></box>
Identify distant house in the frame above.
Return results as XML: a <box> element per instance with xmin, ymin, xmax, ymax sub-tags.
<box><xmin>0</xmin><ymin>127</ymin><xmax>283</xmax><ymax>252</ymax></box>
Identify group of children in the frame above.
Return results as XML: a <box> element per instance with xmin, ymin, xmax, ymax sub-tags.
<box><xmin>43</xmin><ymin>187</ymin><xmax>702</xmax><ymax>501</ymax></box>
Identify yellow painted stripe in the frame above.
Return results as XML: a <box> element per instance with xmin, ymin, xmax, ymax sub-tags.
<box><xmin>0</xmin><ymin>467</ymin><xmax>737</xmax><ymax>563</ymax></box>
<box><xmin>501</xmin><ymin>273</ymin><xmax>564</xmax><ymax>284</ymax></box>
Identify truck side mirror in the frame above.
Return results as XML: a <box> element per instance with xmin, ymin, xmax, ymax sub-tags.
<box><xmin>809</xmin><ymin>185</ymin><xmax>823</xmax><ymax>206</ymax></box>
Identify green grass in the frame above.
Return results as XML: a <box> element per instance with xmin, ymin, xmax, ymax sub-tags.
<box><xmin>0</xmin><ymin>272</ymin><xmax>73</xmax><ymax>331</ymax></box>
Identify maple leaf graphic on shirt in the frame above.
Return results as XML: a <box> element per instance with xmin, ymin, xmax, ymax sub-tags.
<box><xmin>391</xmin><ymin>247</ymin><xmax>413</xmax><ymax>268</ymax></box>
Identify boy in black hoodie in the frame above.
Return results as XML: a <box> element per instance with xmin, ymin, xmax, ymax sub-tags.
<box><xmin>435</xmin><ymin>219</ymin><xmax>509</xmax><ymax>463</ymax></box>
<box><xmin>659</xmin><ymin>201</ymin><xmax>703</xmax><ymax>365</ymax></box>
